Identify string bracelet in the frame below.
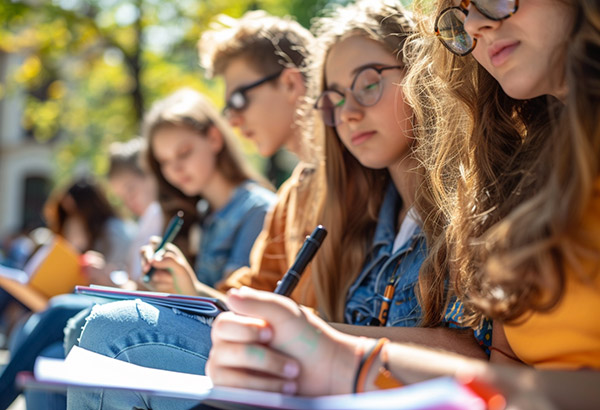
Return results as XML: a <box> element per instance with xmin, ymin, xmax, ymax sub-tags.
<box><xmin>353</xmin><ymin>338</ymin><xmax>387</xmax><ymax>393</ymax></box>
<box><xmin>373</xmin><ymin>340</ymin><xmax>404</xmax><ymax>390</ymax></box>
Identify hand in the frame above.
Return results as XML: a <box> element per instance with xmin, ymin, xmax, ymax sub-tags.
<box><xmin>207</xmin><ymin>287</ymin><xmax>367</xmax><ymax>396</ymax></box>
<box><xmin>80</xmin><ymin>251</ymin><xmax>114</xmax><ymax>286</ymax></box>
<box><xmin>139</xmin><ymin>237</ymin><xmax>198</xmax><ymax>295</ymax></box>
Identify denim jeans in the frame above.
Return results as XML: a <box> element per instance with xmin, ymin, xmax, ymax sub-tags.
<box><xmin>0</xmin><ymin>294</ymin><xmax>98</xmax><ymax>410</ymax></box>
<box><xmin>67</xmin><ymin>300</ymin><xmax>213</xmax><ymax>410</ymax></box>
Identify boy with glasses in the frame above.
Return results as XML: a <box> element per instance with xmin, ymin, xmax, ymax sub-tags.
<box><xmin>198</xmin><ymin>10</ymin><xmax>323</xmax><ymax>308</ymax></box>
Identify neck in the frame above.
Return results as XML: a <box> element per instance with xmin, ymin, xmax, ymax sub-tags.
<box><xmin>387</xmin><ymin>155</ymin><xmax>419</xmax><ymax>223</ymax></box>
<box><xmin>285</xmin><ymin>126</ymin><xmax>304</xmax><ymax>158</ymax></box>
<box><xmin>199</xmin><ymin>171</ymin><xmax>239</xmax><ymax>212</ymax></box>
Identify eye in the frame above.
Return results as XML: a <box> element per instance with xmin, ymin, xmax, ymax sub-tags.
<box><xmin>229</xmin><ymin>92</ymin><xmax>246</xmax><ymax>110</ymax></box>
<box><xmin>334</xmin><ymin>97</ymin><xmax>346</xmax><ymax>108</ymax></box>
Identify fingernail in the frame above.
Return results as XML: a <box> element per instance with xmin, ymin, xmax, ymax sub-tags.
<box><xmin>283</xmin><ymin>362</ymin><xmax>299</xmax><ymax>378</ymax></box>
<box><xmin>282</xmin><ymin>381</ymin><xmax>297</xmax><ymax>395</ymax></box>
<box><xmin>259</xmin><ymin>327</ymin><xmax>272</xmax><ymax>342</ymax></box>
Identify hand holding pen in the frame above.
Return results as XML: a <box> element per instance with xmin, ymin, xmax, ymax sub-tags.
<box><xmin>142</xmin><ymin>211</ymin><xmax>184</xmax><ymax>284</ymax></box>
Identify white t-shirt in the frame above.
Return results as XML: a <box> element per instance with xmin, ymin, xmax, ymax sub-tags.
<box><xmin>392</xmin><ymin>207</ymin><xmax>420</xmax><ymax>254</ymax></box>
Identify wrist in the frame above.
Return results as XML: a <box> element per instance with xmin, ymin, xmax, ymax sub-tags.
<box><xmin>354</xmin><ymin>338</ymin><xmax>404</xmax><ymax>394</ymax></box>
<box><xmin>329</xmin><ymin>334</ymin><xmax>370</xmax><ymax>395</ymax></box>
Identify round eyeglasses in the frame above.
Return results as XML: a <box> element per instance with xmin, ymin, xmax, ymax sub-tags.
<box><xmin>223</xmin><ymin>71</ymin><xmax>283</xmax><ymax>116</ymax></box>
<box><xmin>435</xmin><ymin>0</ymin><xmax>519</xmax><ymax>56</ymax></box>
<box><xmin>314</xmin><ymin>65</ymin><xmax>404</xmax><ymax>127</ymax></box>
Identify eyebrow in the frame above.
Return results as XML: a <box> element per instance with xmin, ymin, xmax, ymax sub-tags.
<box><xmin>325</xmin><ymin>62</ymin><xmax>386</xmax><ymax>91</ymax></box>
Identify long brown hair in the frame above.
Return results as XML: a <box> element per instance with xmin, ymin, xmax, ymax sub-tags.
<box><xmin>142</xmin><ymin>88</ymin><xmax>272</xmax><ymax>259</ymax></box>
<box><xmin>307</xmin><ymin>0</ymin><xmax>415</xmax><ymax>322</ymax></box>
<box><xmin>411</xmin><ymin>0</ymin><xmax>599</xmax><ymax>326</ymax></box>
<box><xmin>43</xmin><ymin>177</ymin><xmax>117</xmax><ymax>252</ymax></box>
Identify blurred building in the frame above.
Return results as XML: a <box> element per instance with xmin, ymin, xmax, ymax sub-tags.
<box><xmin>0</xmin><ymin>51</ymin><xmax>53</xmax><ymax>238</ymax></box>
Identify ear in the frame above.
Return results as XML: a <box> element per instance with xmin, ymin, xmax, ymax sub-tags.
<box><xmin>279</xmin><ymin>67</ymin><xmax>306</xmax><ymax>104</ymax></box>
<box><xmin>205</xmin><ymin>125</ymin><xmax>225</xmax><ymax>154</ymax></box>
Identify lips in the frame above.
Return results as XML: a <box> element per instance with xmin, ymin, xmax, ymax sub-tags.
<box><xmin>350</xmin><ymin>130</ymin><xmax>376</xmax><ymax>146</ymax></box>
<box><xmin>488</xmin><ymin>40</ymin><xmax>520</xmax><ymax>67</ymax></box>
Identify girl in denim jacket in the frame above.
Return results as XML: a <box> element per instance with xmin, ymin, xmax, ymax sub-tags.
<box><xmin>138</xmin><ymin>88</ymin><xmax>276</xmax><ymax>294</ymax></box>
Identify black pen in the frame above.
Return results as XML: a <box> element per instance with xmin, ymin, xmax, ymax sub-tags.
<box><xmin>143</xmin><ymin>211</ymin><xmax>184</xmax><ymax>283</ymax></box>
<box><xmin>274</xmin><ymin>225</ymin><xmax>327</xmax><ymax>296</ymax></box>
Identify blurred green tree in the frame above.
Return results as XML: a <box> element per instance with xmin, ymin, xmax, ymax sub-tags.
<box><xmin>0</xmin><ymin>0</ymin><xmax>330</xmax><ymax>183</ymax></box>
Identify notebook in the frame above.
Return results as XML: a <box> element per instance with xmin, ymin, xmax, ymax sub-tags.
<box><xmin>20</xmin><ymin>346</ymin><xmax>486</xmax><ymax>410</ymax></box>
<box><xmin>75</xmin><ymin>285</ymin><xmax>228</xmax><ymax>316</ymax></box>
<box><xmin>0</xmin><ymin>236</ymin><xmax>84</xmax><ymax>311</ymax></box>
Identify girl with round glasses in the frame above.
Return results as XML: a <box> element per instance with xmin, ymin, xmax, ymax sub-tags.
<box><xmin>205</xmin><ymin>0</ymin><xmax>600</xmax><ymax>406</ymax></box>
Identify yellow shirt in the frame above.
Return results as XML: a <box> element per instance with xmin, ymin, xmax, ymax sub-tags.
<box><xmin>504</xmin><ymin>179</ymin><xmax>600</xmax><ymax>369</ymax></box>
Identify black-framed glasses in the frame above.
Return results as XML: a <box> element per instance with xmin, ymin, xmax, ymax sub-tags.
<box><xmin>223</xmin><ymin>71</ymin><xmax>283</xmax><ymax>116</ymax></box>
<box><xmin>314</xmin><ymin>65</ymin><xmax>404</xmax><ymax>127</ymax></box>
<box><xmin>435</xmin><ymin>0</ymin><xmax>519</xmax><ymax>56</ymax></box>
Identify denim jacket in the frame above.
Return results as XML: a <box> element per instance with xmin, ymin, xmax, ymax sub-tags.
<box><xmin>345</xmin><ymin>184</ymin><xmax>426</xmax><ymax>327</ymax></box>
<box><xmin>194</xmin><ymin>181</ymin><xmax>276</xmax><ymax>287</ymax></box>
<box><xmin>344</xmin><ymin>184</ymin><xmax>493</xmax><ymax>352</ymax></box>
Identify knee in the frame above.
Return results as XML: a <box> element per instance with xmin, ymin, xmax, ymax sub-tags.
<box><xmin>77</xmin><ymin>300</ymin><xmax>160</xmax><ymax>354</ymax></box>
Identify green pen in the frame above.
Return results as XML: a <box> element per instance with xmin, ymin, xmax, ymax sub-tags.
<box><xmin>142</xmin><ymin>210</ymin><xmax>184</xmax><ymax>283</ymax></box>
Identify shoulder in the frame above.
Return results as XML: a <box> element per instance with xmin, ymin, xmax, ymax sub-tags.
<box><xmin>237</xmin><ymin>181</ymin><xmax>277</xmax><ymax>209</ymax></box>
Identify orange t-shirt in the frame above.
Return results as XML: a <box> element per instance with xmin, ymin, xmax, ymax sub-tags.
<box><xmin>504</xmin><ymin>179</ymin><xmax>600</xmax><ymax>369</ymax></box>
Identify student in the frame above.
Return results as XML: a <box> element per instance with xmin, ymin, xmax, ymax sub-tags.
<box><xmin>198</xmin><ymin>10</ymin><xmax>322</xmax><ymax>307</ymax></box>
<box><xmin>106</xmin><ymin>138</ymin><xmax>163</xmax><ymax>282</ymax></box>
<box><xmin>67</xmin><ymin>2</ymin><xmax>486</xmax><ymax>409</ymax></box>
<box><xmin>0</xmin><ymin>141</ymin><xmax>161</xmax><ymax>410</ymax></box>
<box><xmin>138</xmin><ymin>87</ymin><xmax>276</xmax><ymax>294</ymax></box>
<box><xmin>206</xmin><ymin>0</ymin><xmax>600</xmax><ymax>405</ymax></box>
<box><xmin>0</xmin><ymin>176</ymin><xmax>135</xmax><ymax>409</ymax></box>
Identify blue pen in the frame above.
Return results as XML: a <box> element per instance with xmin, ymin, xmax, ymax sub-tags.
<box><xmin>142</xmin><ymin>211</ymin><xmax>184</xmax><ymax>283</ymax></box>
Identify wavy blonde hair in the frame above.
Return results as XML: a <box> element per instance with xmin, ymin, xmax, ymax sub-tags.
<box><xmin>305</xmin><ymin>0</ymin><xmax>415</xmax><ymax>322</ymax></box>
<box><xmin>409</xmin><ymin>0</ymin><xmax>600</xmax><ymax>327</ymax></box>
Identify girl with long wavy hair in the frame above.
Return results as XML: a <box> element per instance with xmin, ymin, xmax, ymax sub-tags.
<box><xmin>206</xmin><ymin>0</ymin><xmax>600</xmax><ymax>406</ymax></box>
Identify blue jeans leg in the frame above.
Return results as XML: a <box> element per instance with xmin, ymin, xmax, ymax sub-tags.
<box><xmin>0</xmin><ymin>294</ymin><xmax>96</xmax><ymax>409</ymax></box>
<box><xmin>67</xmin><ymin>300</ymin><xmax>213</xmax><ymax>410</ymax></box>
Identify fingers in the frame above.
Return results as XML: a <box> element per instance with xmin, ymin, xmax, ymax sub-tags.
<box><xmin>212</xmin><ymin>312</ymin><xmax>273</xmax><ymax>344</ymax></box>
<box><xmin>226</xmin><ymin>287</ymin><xmax>302</xmax><ymax>324</ymax></box>
<box><xmin>206</xmin><ymin>365</ymin><xmax>298</xmax><ymax>395</ymax></box>
<box><xmin>207</xmin><ymin>339</ymin><xmax>300</xmax><ymax>395</ymax></box>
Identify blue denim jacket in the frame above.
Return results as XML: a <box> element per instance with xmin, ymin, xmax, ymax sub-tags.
<box><xmin>344</xmin><ymin>184</ymin><xmax>493</xmax><ymax>352</ymax></box>
<box><xmin>194</xmin><ymin>181</ymin><xmax>276</xmax><ymax>287</ymax></box>
<box><xmin>345</xmin><ymin>184</ymin><xmax>426</xmax><ymax>327</ymax></box>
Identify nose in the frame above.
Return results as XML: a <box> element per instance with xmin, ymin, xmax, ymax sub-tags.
<box><xmin>338</xmin><ymin>93</ymin><xmax>364</xmax><ymax>125</ymax></box>
<box><xmin>463</xmin><ymin>3</ymin><xmax>501</xmax><ymax>40</ymax></box>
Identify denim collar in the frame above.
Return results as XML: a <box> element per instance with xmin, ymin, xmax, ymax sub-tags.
<box><xmin>371</xmin><ymin>182</ymin><xmax>403</xmax><ymax>249</ymax></box>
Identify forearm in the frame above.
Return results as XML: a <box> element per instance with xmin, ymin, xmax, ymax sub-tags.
<box><xmin>330</xmin><ymin>323</ymin><xmax>489</xmax><ymax>360</ymax></box>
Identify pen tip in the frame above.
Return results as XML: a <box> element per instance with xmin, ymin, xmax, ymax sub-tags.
<box><xmin>177</xmin><ymin>210</ymin><xmax>184</xmax><ymax>218</ymax></box>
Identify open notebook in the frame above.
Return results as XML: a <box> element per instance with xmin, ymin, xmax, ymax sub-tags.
<box><xmin>19</xmin><ymin>346</ymin><xmax>485</xmax><ymax>410</ymax></box>
<box><xmin>0</xmin><ymin>236</ymin><xmax>85</xmax><ymax>311</ymax></box>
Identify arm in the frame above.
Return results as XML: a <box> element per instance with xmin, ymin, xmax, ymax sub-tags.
<box><xmin>223</xmin><ymin>205</ymin><xmax>271</xmax><ymax>277</ymax></box>
<box><xmin>216</xmin><ymin>167</ymin><xmax>317</xmax><ymax>307</ymax></box>
<box><xmin>330</xmin><ymin>322</ymin><xmax>489</xmax><ymax>359</ymax></box>
<box><xmin>207</xmin><ymin>288</ymin><xmax>600</xmax><ymax>409</ymax></box>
